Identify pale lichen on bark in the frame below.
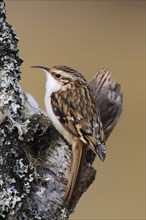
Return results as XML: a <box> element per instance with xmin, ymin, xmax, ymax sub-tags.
<box><xmin>0</xmin><ymin>1</ymin><xmax>123</xmax><ymax>220</ymax></box>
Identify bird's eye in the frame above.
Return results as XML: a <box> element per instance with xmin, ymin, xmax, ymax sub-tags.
<box><xmin>55</xmin><ymin>73</ymin><xmax>61</xmax><ymax>78</ymax></box>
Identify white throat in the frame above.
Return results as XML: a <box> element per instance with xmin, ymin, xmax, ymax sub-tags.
<box><xmin>44</xmin><ymin>70</ymin><xmax>62</xmax><ymax>95</ymax></box>
<box><xmin>43</xmin><ymin>70</ymin><xmax>71</xmax><ymax>144</ymax></box>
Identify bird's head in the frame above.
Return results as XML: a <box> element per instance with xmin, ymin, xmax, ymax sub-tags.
<box><xmin>31</xmin><ymin>65</ymin><xmax>86</xmax><ymax>93</ymax></box>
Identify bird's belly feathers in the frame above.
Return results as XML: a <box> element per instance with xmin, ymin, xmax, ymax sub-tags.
<box><xmin>45</xmin><ymin>94</ymin><xmax>72</xmax><ymax>144</ymax></box>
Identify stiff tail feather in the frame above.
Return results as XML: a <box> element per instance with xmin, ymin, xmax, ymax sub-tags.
<box><xmin>97</xmin><ymin>142</ymin><xmax>106</xmax><ymax>161</ymax></box>
<box><xmin>64</xmin><ymin>142</ymin><xmax>85</xmax><ymax>208</ymax></box>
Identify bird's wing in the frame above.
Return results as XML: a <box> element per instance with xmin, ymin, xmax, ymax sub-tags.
<box><xmin>51</xmin><ymin>81</ymin><xmax>106</xmax><ymax>160</ymax></box>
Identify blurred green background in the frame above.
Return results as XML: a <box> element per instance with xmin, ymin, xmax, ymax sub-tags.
<box><xmin>5</xmin><ymin>1</ymin><xmax>145</xmax><ymax>219</ymax></box>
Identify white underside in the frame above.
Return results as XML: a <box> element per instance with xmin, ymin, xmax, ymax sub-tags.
<box><xmin>44</xmin><ymin>71</ymin><xmax>72</xmax><ymax>144</ymax></box>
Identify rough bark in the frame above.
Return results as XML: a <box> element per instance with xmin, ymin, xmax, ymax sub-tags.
<box><xmin>0</xmin><ymin>1</ymin><xmax>123</xmax><ymax>220</ymax></box>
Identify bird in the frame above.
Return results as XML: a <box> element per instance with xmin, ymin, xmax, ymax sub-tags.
<box><xmin>31</xmin><ymin>65</ymin><xmax>106</xmax><ymax>208</ymax></box>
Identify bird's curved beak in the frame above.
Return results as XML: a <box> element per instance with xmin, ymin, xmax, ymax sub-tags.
<box><xmin>31</xmin><ymin>66</ymin><xmax>50</xmax><ymax>72</ymax></box>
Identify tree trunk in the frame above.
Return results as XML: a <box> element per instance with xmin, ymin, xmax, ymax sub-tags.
<box><xmin>0</xmin><ymin>1</ymin><xmax>123</xmax><ymax>219</ymax></box>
